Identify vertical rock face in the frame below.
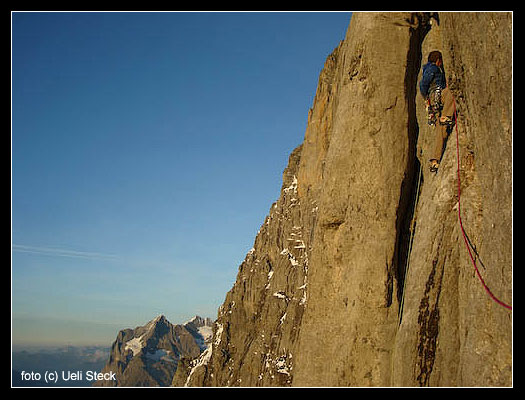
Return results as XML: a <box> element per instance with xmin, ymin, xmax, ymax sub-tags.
<box><xmin>292</xmin><ymin>12</ymin><xmax>426</xmax><ymax>386</ymax></box>
<box><xmin>181</xmin><ymin>12</ymin><xmax>512</xmax><ymax>387</ymax></box>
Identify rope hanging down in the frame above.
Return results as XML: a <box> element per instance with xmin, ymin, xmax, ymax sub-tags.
<box><xmin>452</xmin><ymin>94</ymin><xmax>512</xmax><ymax>310</ymax></box>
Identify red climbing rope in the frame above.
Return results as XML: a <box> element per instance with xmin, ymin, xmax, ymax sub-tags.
<box><xmin>452</xmin><ymin>94</ymin><xmax>512</xmax><ymax>310</ymax></box>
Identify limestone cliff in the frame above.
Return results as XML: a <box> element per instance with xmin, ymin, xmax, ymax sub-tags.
<box><xmin>178</xmin><ymin>12</ymin><xmax>512</xmax><ymax>387</ymax></box>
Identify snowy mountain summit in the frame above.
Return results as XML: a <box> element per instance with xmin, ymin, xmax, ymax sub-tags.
<box><xmin>94</xmin><ymin>315</ymin><xmax>213</xmax><ymax>387</ymax></box>
<box><xmin>183</xmin><ymin>316</ymin><xmax>214</xmax><ymax>351</ymax></box>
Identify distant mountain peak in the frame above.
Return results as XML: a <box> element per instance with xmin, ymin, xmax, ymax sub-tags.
<box><xmin>95</xmin><ymin>314</ymin><xmax>214</xmax><ymax>386</ymax></box>
<box><xmin>149</xmin><ymin>314</ymin><xmax>169</xmax><ymax>328</ymax></box>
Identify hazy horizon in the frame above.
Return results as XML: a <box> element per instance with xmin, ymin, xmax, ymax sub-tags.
<box><xmin>12</xmin><ymin>313</ymin><xmax>212</xmax><ymax>347</ymax></box>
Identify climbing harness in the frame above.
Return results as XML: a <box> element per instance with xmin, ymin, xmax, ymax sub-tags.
<box><xmin>452</xmin><ymin>94</ymin><xmax>512</xmax><ymax>310</ymax></box>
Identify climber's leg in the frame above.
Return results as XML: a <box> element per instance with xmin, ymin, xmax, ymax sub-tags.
<box><xmin>440</xmin><ymin>86</ymin><xmax>455</xmax><ymax>125</ymax></box>
<box><xmin>431</xmin><ymin>124</ymin><xmax>447</xmax><ymax>161</ymax></box>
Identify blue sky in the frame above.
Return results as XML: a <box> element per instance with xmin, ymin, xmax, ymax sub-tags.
<box><xmin>12</xmin><ymin>11</ymin><xmax>351</xmax><ymax>346</ymax></box>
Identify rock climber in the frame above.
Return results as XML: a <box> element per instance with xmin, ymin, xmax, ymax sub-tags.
<box><xmin>419</xmin><ymin>50</ymin><xmax>455</xmax><ymax>173</ymax></box>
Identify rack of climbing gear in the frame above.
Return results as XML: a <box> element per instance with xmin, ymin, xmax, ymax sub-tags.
<box><xmin>426</xmin><ymin>87</ymin><xmax>443</xmax><ymax>126</ymax></box>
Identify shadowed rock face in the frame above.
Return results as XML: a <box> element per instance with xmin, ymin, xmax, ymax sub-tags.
<box><xmin>179</xmin><ymin>12</ymin><xmax>512</xmax><ymax>387</ymax></box>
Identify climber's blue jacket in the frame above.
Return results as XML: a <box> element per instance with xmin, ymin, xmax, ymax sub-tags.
<box><xmin>419</xmin><ymin>62</ymin><xmax>446</xmax><ymax>98</ymax></box>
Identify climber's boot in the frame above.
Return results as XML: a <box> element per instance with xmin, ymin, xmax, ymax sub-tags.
<box><xmin>429</xmin><ymin>159</ymin><xmax>439</xmax><ymax>173</ymax></box>
<box><xmin>439</xmin><ymin>115</ymin><xmax>455</xmax><ymax>127</ymax></box>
